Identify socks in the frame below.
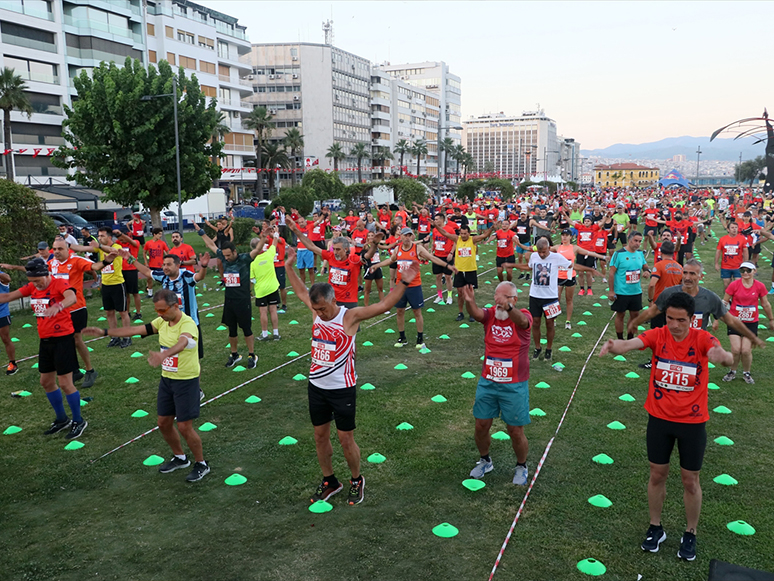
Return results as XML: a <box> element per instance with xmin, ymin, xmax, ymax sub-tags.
<box><xmin>437</xmin><ymin>290</ymin><xmax>443</xmax><ymax>298</ymax></box>
<box><xmin>324</xmin><ymin>474</ymin><xmax>339</xmax><ymax>487</ymax></box>
<box><xmin>262</xmin><ymin>331</ymin><xmax>269</xmax><ymax>338</ymax></box>
<box><xmin>627</xmin><ymin>333</ymin><xmax>634</xmax><ymax>340</ymax></box>
<box><xmin>273</xmin><ymin>329</ymin><xmax>279</xmax><ymax>336</ymax></box>
<box><xmin>616</xmin><ymin>332</ymin><xmax>624</xmax><ymax>340</ymax></box>
<box><xmin>399</xmin><ymin>331</ymin><xmax>406</xmax><ymax>341</ymax></box>
<box><xmin>249</xmin><ymin>352</ymin><xmax>255</xmax><ymax>358</ymax></box>
<box><xmin>351</xmin><ymin>474</ymin><xmax>363</xmax><ymax>483</ymax></box>
<box><xmin>481</xmin><ymin>454</ymin><xmax>491</xmax><ymax>462</ymax></box>
<box><xmin>417</xmin><ymin>332</ymin><xmax>424</xmax><ymax>343</ymax></box>
<box><xmin>516</xmin><ymin>461</ymin><xmax>527</xmax><ymax>468</ymax></box>
<box><xmin>175</xmin><ymin>454</ymin><xmax>187</xmax><ymax>461</ymax></box>
<box><xmin>46</xmin><ymin>389</ymin><xmax>67</xmax><ymax>422</ymax></box>
<box><xmin>446</xmin><ymin>290</ymin><xmax>452</xmax><ymax>299</ymax></box>
<box><xmin>65</xmin><ymin>390</ymin><xmax>82</xmax><ymax>423</ymax></box>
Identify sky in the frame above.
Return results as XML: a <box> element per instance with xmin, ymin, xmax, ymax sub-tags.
<box><xmin>200</xmin><ymin>1</ymin><xmax>773</xmax><ymax>150</ymax></box>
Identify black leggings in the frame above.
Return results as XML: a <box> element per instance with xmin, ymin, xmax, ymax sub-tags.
<box><xmin>646</xmin><ymin>414</ymin><xmax>706</xmax><ymax>471</ymax></box>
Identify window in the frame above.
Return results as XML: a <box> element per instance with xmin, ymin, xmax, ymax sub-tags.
<box><xmin>1</xmin><ymin>21</ymin><xmax>56</xmax><ymax>53</ymax></box>
<box><xmin>147</xmin><ymin>22</ymin><xmax>155</xmax><ymax>36</ymax></box>
<box><xmin>176</xmin><ymin>30</ymin><xmax>193</xmax><ymax>44</ymax></box>
<box><xmin>201</xmin><ymin>85</ymin><xmax>217</xmax><ymax>98</ymax></box>
<box><xmin>198</xmin><ymin>35</ymin><xmax>214</xmax><ymax>49</ymax></box>
<box><xmin>148</xmin><ymin>49</ymin><xmax>157</xmax><ymax>63</ymax></box>
<box><xmin>167</xmin><ymin>52</ymin><xmax>175</xmax><ymax>65</ymax></box>
<box><xmin>179</xmin><ymin>55</ymin><xmax>196</xmax><ymax>70</ymax></box>
<box><xmin>165</xmin><ymin>25</ymin><xmax>173</xmax><ymax>38</ymax></box>
<box><xmin>199</xmin><ymin>60</ymin><xmax>215</xmax><ymax>74</ymax></box>
<box><xmin>218</xmin><ymin>64</ymin><xmax>230</xmax><ymax>76</ymax></box>
<box><xmin>4</xmin><ymin>56</ymin><xmax>58</xmax><ymax>84</ymax></box>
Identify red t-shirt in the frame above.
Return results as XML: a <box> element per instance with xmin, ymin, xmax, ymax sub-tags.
<box><xmin>668</xmin><ymin>219</ymin><xmax>691</xmax><ymax>245</ymax></box>
<box><xmin>717</xmin><ymin>234</ymin><xmax>748</xmax><ymax>269</ymax></box>
<box><xmin>273</xmin><ymin>237</ymin><xmax>286</xmax><ymax>268</ymax></box>
<box><xmin>377</xmin><ymin>211</ymin><xmax>392</xmax><ymax>228</ymax></box>
<box><xmin>639</xmin><ymin>326</ymin><xmax>719</xmax><ymax>423</ymax></box>
<box><xmin>593</xmin><ymin>228</ymin><xmax>609</xmax><ymax>252</ymax></box>
<box><xmin>120</xmin><ymin>238</ymin><xmax>140</xmax><ymax>271</ymax></box>
<box><xmin>169</xmin><ymin>243</ymin><xmax>196</xmax><ymax>272</ymax></box>
<box><xmin>19</xmin><ymin>277</ymin><xmax>75</xmax><ymax>338</ymax></box>
<box><xmin>322</xmin><ymin>249</ymin><xmax>361</xmax><ymax>303</ymax></box>
<box><xmin>343</xmin><ymin>216</ymin><xmax>358</xmax><ymax>232</ymax></box>
<box><xmin>575</xmin><ymin>223</ymin><xmax>598</xmax><ymax>252</ymax></box>
<box><xmin>481</xmin><ymin>307</ymin><xmax>533</xmax><ymax>384</ymax></box>
<box><xmin>417</xmin><ymin>216</ymin><xmax>431</xmax><ymax>235</ymax></box>
<box><xmin>495</xmin><ymin>229</ymin><xmax>516</xmax><ymax>258</ymax></box>
<box><xmin>296</xmin><ymin>224</ymin><xmax>314</xmax><ymax>250</ymax></box>
<box><xmin>309</xmin><ymin>220</ymin><xmax>327</xmax><ymax>242</ymax></box>
<box><xmin>144</xmin><ymin>239</ymin><xmax>169</xmax><ymax>269</ymax></box>
<box><xmin>431</xmin><ymin>223</ymin><xmax>459</xmax><ymax>257</ymax></box>
<box><xmin>350</xmin><ymin>229</ymin><xmax>369</xmax><ymax>253</ymax></box>
<box><xmin>644</xmin><ymin>208</ymin><xmax>659</xmax><ymax>227</ymax></box>
<box><xmin>725</xmin><ymin>278</ymin><xmax>767</xmax><ymax>323</ymax></box>
<box><xmin>49</xmin><ymin>256</ymin><xmax>93</xmax><ymax>311</ymax></box>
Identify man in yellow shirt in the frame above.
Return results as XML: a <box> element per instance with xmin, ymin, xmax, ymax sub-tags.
<box><xmin>96</xmin><ymin>227</ymin><xmax>132</xmax><ymax>348</ymax></box>
<box><xmin>83</xmin><ymin>288</ymin><xmax>209</xmax><ymax>482</ymax></box>
<box><xmin>250</xmin><ymin>225</ymin><xmax>282</xmax><ymax>341</ymax></box>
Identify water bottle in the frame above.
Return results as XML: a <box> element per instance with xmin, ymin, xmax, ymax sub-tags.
<box><xmin>552</xmin><ymin>363</ymin><xmax>564</xmax><ymax>372</ymax></box>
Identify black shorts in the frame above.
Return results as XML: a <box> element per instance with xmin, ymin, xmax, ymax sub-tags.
<box><xmin>157</xmin><ymin>376</ymin><xmax>200</xmax><ymax>422</ymax></box>
<box><xmin>313</xmin><ymin>240</ymin><xmax>326</xmax><ymax>251</ymax></box>
<box><xmin>646</xmin><ymin>414</ymin><xmax>707</xmax><ymax>471</ymax></box>
<box><xmin>643</xmin><ymin>225</ymin><xmax>658</xmax><ymax>237</ymax></box>
<box><xmin>364</xmin><ymin>266</ymin><xmax>383</xmax><ymax>281</ymax></box>
<box><xmin>750</xmin><ymin>244</ymin><xmax>762</xmax><ymax>256</ymax></box>
<box><xmin>255</xmin><ymin>289</ymin><xmax>281</xmax><ymax>308</ymax></box>
<box><xmin>70</xmin><ymin>308</ymin><xmax>88</xmax><ymax>333</ymax></box>
<box><xmin>453</xmin><ymin>270</ymin><xmax>478</xmax><ymax>289</ymax></box>
<box><xmin>275</xmin><ymin>266</ymin><xmax>286</xmax><ymax>290</ymax></box>
<box><xmin>496</xmin><ymin>255</ymin><xmax>516</xmax><ymax>268</ymax></box>
<box><xmin>558</xmin><ymin>277</ymin><xmax>577</xmax><ymax>288</ymax></box>
<box><xmin>727</xmin><ymin>321</ymin><xmax>758</xmax><ymax>337</ymax></box>
<box><xmin>432</xmin><ymin>260</ymin><xmax>453</xmax><ymax>276</ymax></box>
<box><xmin>529</xmin><ymin>296</ymin><xmax>559</xmax><ymax>319</ymax></box>
<box><xmin>197</xmin><ymin>323</ymin><xmax>204</xmax><ymax>360</ymax></box>
<box><xmin>101</xmin><ymin>283</ymin><xmax>127</xmax><ymax>312</ymax></box>
<box><xmin>611</xmin><ymin>293</ymin><xmax>642</xmax><ymax>313</ymax></box>
<box><xmin>308</xmin><ymin>381</ymin><xmax>356</xmax><ymax>431</ymax></box>
<box><xmin>222</xmin><ymin>298</ymin><xmax>253</xmax><ymax>337</ymax></box>
<box><xmin>395</xmin><ymin>285</ymin><xmax>424</xmax><ymax>310</ymax></box>
<box><xmin>417</xmin><ymin>234</ymin><xmax>431</xmax><ymax>245</ymax></box>
<box><xmin>38</xmin><ymin>334</ymin><xmax>79</xmax><ymax>376</ymax></box>
<box><xmin>389</xmin><ymin>262</ymin><xmax>398</xmax><ymax>271</ymax></box>
<box><xmin>576</xmin><ymin>254</ymin><xmax>596</xmax><ymax>269</ymax></box>
<box><xmin>123</xmin><ymin>270</ymin><xmax>139</xmax><ymax>295</ymax></box>
<box><xmin>629</xmin><ymin>217</ymin><xmax>638</xmax><ymax>225</ymax></box>
<box><xmin>0</xmin><ymin>315</ymin><xmax>11</xmax><ymax>329</ymax></box>
<box><xmin>617</xmin><ymin>232</ymin><xmax>628</xmax><ymax>245</ymax></box>
<box><xmin>336</xmin><ymin>301</ymin><xmax>358</xmax><ymax>309</ymax></box>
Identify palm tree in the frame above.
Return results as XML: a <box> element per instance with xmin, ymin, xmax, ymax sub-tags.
<box><xmin>213</xmin><ymin>112</ymin><xmax>230</xmax><ymax>142</ymax></box>
<box><xmin>373</xmin><ymin>146</ymin><xmax>394</xmax><ymax>180</ymax></box>
<box><xmin>350</xmin><ymin>142</ymin><xmax>370</xmax><ymax>184</ymax></box>
<box><xmin>440</xmin><ymin>136</ymin><xmax>455</xmax><ymax>185</ymax></box>
<box><xmin>0</xmin><ymin>68</ymin><xmax>33</xmax><ymax>182</ymax></box>
<box><xmin>262</xmin><ymin>141</ymin><xmax>290</xmax><ymax>196</ymax></box>
<box><xmin>283</xmin><ymin>127</ymin><xmax>304</xmax><ymax>187</ymax></box>
<box><xmin>325</xmin><ymin>142</ymin><xmax>346</xmax><ymax>172</ymax></box>
<box><xmin>393</xmin><ymin>139</ymin><xmax>410</xmax><ymax>177</ymax></box>
<box><xmin>460</xmin><ymin>152</ymin><xmax>474</xmax><ymax>182</ymax></box>
<box><xmin>243</xmin><ymin>106</ymin><xmax>274</xmax><ymax>194</ymax></box>
<box><xmin>411</xmin><ymin>139</ymin><xmax>428</xmax><ymax>177</ymax></box>
<box><xmin>451</xmin><ymin>144</ymin><xmax>466</xmax><ymax>183</ymax></box>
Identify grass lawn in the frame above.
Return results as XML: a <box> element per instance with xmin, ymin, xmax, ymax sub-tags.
<box><xmin>1</xmin><ymin>226</ymin><xmax>772</xmax><ymax>581</ymax></box>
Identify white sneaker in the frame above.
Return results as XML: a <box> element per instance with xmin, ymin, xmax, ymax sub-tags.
<box><xmin>415</xmin><ymin>342</ymin><xmax>426</xmax><ymax>350</ymax></box>
<box><xmin>433</xmin><ymin>296</ymin><xmax>443</xmax><ymax>304</ymax></box>
<box><xmin>469</xmin><ymin>458</ymin><xmax>494</xmax><ymax>479</ymax></box>
<box><xmin>513</xmin><ymin>464</ymin><xmax>528</xmax><ymax>486</ymax></box>
<box><xmin>564</xmin><ymin>321</ymin><xmax>572</xmax><ymax>330</ymax></box>
<box><xmin>446</xmin><ymin>296</ymin><xmax>453</xmax><ymax>305</ymax></box>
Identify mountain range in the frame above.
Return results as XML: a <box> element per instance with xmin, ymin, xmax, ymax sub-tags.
<box><xmin>581</xmin><ymin>136</ymin><xmax>767</xmax><ymax>162</ymax></box>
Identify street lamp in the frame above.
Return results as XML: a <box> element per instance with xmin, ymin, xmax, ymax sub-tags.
<box><xmin>141</xmin><ymin>75</ymin><xmax>183</xmax><ymax>236</ymax></box>
<box><xmin>436</xmin><ymin>124</ymin><xmax>463</xmax><ymax>199</ymax></box>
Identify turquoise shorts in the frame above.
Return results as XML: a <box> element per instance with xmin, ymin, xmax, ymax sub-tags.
<box><xmin>473</xmin><ymin>378</ymin><xmax>530</xmax><ymax>427</ymax></box>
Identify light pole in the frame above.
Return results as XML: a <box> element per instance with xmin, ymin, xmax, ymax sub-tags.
<box><xmin>436</xmin><ymin>124</ymin><xmax>463</xmax><ymax>199</ymax></box>
<box><xmin>141</xmin><ymin>75</ymin><xmax>183</xmax><ymax>235</ymax></box>
<box><xmin>695</xmin><ymin>146</ymin><xmax>702</xmax><ymax>186</ymax></box>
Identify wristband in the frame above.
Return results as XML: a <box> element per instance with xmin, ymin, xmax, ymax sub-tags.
<box><xmin>102</xmin><ymin>259</ymin><xmax>113</xmax><ymax>266</ymax></box>
<box><xmin>197</xmin><ymin>229</ymin><xmax>205</xmax><ymax>236</ymax></box>
<box><xmin>506</xmin><ymin>304</ymin><xmax>513</xmax><ymax>312</ymax></box>
<box><xmin>401</xmin><ymin>280</ymin><xmax>410</xmax><ymax>286</ymax></box>
<box><xmin>103</xmin><ymin>328</ymin><xmax>108</xmax><ymax>337</ymax></box>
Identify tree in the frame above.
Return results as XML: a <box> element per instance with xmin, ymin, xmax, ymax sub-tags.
<box><xmin>350</xmin><ymin>142</ymin><xmax>370</xmax><ymax>184</ymax></box>
<box><xmin>460</xmin><ymin>152</ymin><xmax>474</xmax><ymax>182</ymax></box>
<box><xmin>0</xmin><ymin>67</ymin><xmax>33</xmax><ymax>182</ymax></box>
<box><xmin>0</xmin><ymin>181</ymin><xmax>58</xmax><ymax>286</ymax></box>
<box><xmin>735</xmin><ymin>156</ymin><xmax>766</xmax><ymax>186</ymax></box>
<box><xmin>269</xmin><ymin>185</ymin><xmax>314</xmax><ymax>217</ymax></box>
<box><xmin>262</xmin><ymin>141</ymin><xmax>290</xmax><ymax>196</ymax></box>
<box><xmin>451</xmin><ymin>143</ymin><xmax>466</xmax><ymax>182</ymax></box>
<box><xmin>325</xmin><ymin>142</ymin><xmax>346</xmax><ymax>172</ymax></box>
<box><xmin>283</xmin><ymin>128</ymin><xmax>304</xmax><ymax>187</ymax></box>
<box><xmin>440</xmin><ymin>136</ymin><xmax>455</xmax><ymax>184</ymax></box>
<box><xmin>213</xmin><ymin>111</ymin><xmax>230</xmax><ymax>142</ymax></box>
<box><xmin>483</xmin><ymin>178</ymin><xmax>515</xmax><ymax>198</ymax></box>
<box><xmin>53</xmin><ymin>58</ymin><xmax>221</xmax><ymax>230</ymax></box>
<box><xmin>373</xmin><ymin>146</ymin><xmax>394</xmax><ymax>180</ymax></box>
<box><xmin>302</xmin><ymin>168</ymin><xmax>345</xmax><ymax>201</ymax></box>
<box><xmin>390</xmin><ymin>178</ymin><xmax>427</xmax><ymax>207</ymax></box>
<box><xmin>457</xmin><ymin>179</ymin><xmax>483</xmax><ymax>202</ymax></box>
<box><xmin>393</xmin><ymin>139</ymin><xmax>410</xmax><ymax>177</ymax></box>
<box><xmin>483</xmin><ymin>160</ymin><xmax>495</xmax><ymax>173</ymax></box>
<box><xmin>243</xmin><ymin>106</ymin><xmax>274</xmax><ymax>194</ymax></box>
<box><xmin>411</xmin><ymin>139</ymin><xmax>428</xmax><ymax>176</ymax></box>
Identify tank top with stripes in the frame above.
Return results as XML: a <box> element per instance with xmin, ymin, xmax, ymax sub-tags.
<box><xmin>310</xmin><ymin>307</ymin><xmax>357</xmax><ymax>390</ymax></box>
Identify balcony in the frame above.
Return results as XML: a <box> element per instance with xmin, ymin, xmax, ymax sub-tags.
<box><xmin>13</xmin><ymin>134</ymin><xmax>66</xmax><ymax>146</ymax></box>
<box><xmin>222</xmin><ymin>144</ymin><xmax>253</xmax><ymax>153</ymax></box>
<box><xmin>63</xmin><ymin>16</ymin><xmax>143</xmax><ymax>44</ymax></box>
<box><xmin>222</xmin><ymin>118</ymin><xmax>244</xmax><ymax>132</ymax></box>
<box><xmin>1</xmin><ymin>1</ymin><xmax>54</xmax><ymax>20</ymax></box>
<box><xmin>19</xmin><ymin>71</ymin><xmax>60</xmax><ymax>85</ymax></box>
<box><xmin>219</xmin><ymin>98</ymin><xmax>252</xmax><ymax>111</ymax></box>
<box><xmin>218</xmin><ymin>75</ymin><xmax>252</xmax><ymax>87</ymax></box>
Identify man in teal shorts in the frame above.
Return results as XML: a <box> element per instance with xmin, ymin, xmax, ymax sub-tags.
<box><xmin>461</xmin><ymin>281</ymin><xmax>533</xmax><ymax>485</ymax></box>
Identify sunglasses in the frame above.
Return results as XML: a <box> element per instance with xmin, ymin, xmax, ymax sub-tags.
<box><xmin>154</xmin><ymin>306</ymin><xmax>172</xmax><ymax>315</ymax></box>
<box><xmin>739</xmin><ymin>268</ymin><xmax>753</xmax><ymax>273</ymax></box>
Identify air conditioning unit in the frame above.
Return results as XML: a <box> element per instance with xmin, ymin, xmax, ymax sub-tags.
<box><xmin>291</xmin><ymin>56</ymin><xmax>298</xmax><ymax>61</ymax></box>
<box><xmin>293</xmin><ymin>95</ymin><xmax>299</xmax><ymax>101</ymax></box>
<box><xmin>269</xmin><ymin>75</ymin><xmax>275</xmax><ymax>79</ymax></box>
<box><xmin>399</xmin><ymin>119</ymin><xmax>404</xmax><ymax>123</ymax></box>
<box><xmin>247</xmin><ymin>75</ymin><xmax>254</xmax><ymax>80</ymax></box>
<box><xmin>411</xmin><ymin>109</ymin><xmax>416</xmax><ymax>113</ymax></box>
<box><xmin>292</xmin><ymin>74</ymin><xmax>298</xmax><ymax>79</ymax></box>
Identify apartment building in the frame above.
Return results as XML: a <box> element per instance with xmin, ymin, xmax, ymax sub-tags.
<box><xmin>558</xmin><ymin>137</ymin><xmax>581</xmax><ymax>182</ymax></box>
<box><xmin>594</xmin><ymin>163</ymin><xmax>659</xmax><ymax>188</ymax></box>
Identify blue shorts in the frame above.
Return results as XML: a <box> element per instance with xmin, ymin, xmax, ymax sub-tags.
<box><xmin>473</xmin><ymin>378</ymin><xmax>530</xmax><ymax>427</ymax></box>
<box><xmin>516</xmin><ymin>246</ymin><xmax>527</xmax><ymax>255</ymax></box>
<box><xmin>395</xmin><ymin>285</ymin><xmax>424</xmax><ymax>310</ymax></box>
<box><xmin>720</xmin><ymin>268</ymin><xmax>741</xmax><ymax>279</ymax></box>
<box><xmin>297</xmin><ymin>249</ymin><xmax>314</xmax><ymax>269</ymax></box>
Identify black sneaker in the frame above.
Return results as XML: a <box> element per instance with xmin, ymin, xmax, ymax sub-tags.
<box><xmin>225</xmin><ymin>353</ymin><xmax>242</xmax><ymax>368</ymax></box>
<box><xmin>65</xmin><ymin>419</ymin><xmax>88</xmax><ymax>440</ymax></box>
<box><xmin>133</xmin><ymin>312</ymin><xmax>143</xmax><ymax>321</ymax></box>
<box><xmin>544</xmin><ymin>349</ymin><xmax>552</xmax><ymax>362</ymax></box>
<box><xmin>469</xmin><ymin>316</ymin><xmax>476</xmax><ymax>323</ymax></box>
<box><xmin>107</xmin><ymin>337</ymin><xmax>120</xmax><ymax>348</ymax></box>
<box><xmin>348</xmin><ymin>476</ymin><xmax>365</xmax><ymax>505</ymax></box>
<box><xmin>199</xmin><ymin>389</ymin><xmax>205</xmax><ymax>401</ymax></box>
<box><xmin>72</xmin><ymin>369</ymin><xmax>84</xmax><ymax>382</ymax></box>
<box><xmin>158</xmin><ymin>456</ymin><xmax>191</xmax><ymax>473</ymax></box>
<box><xmin>120</xmin><ymin>337</ymin><xmax>132</xmax><ymax>349</ymax></box>
<box><xmin>532</xmin><ymin>348</ymin><xmax>542</xmax><ymax>361</ymax></box>
<box><xmin>518</xmin><ymin>273</ymin><xmax>525</xmax><ymax>280</ymax></box>
<box><xmin>82</xmin><ymin>369</ymin><xmax>98</xmax><ymax>388</ymax></box>
<box><xmin>638</xmin><ymin>361</ymin><xmax>652</xmax><ymax>369</ymax></box>
<box><xmin>247</xmin><ymin>354</ymin><xmax>257</xmax><ymax>369</ymax></box>
<box><xmin>677</xmin><ymin>532</ymin><xmax>696</xmax><ymax>561</ymax></box>
<box><xmin>455</xmin><ymin>313</ymin><xmax>465</xmax><ymax>321</ymax></box>
<box><xmin>311</xmin><ymin>478</ymin><xmax>343</xmax><ymax>503</ymax></box>
<box><xmin>43</xmin><ymin>418</ymin><xmax>71</xmax><ymax>435</ymax></box>
<box><xmin>280</xmin><ymin>304</ymin><xmax>287</xmax><ymax>312</ymax></box>
<box><xmin>641</xmin><ymin>524</ymin><xmax>666</xmax><ymax>552</ymax></box>
<box><xmin>185</xmin><ymin>461</ymin><xmax>211</xmax><ymax>482</ymax></box>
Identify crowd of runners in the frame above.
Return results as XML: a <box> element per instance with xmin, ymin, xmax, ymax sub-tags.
<box><xmin>3</xmin><ymin>185</ymin><xmax>773</xmax><ymax>560</ymax></box>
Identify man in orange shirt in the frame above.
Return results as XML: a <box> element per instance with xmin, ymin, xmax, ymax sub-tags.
<box><xmin>144</xmin><ymin>227</ymin><xmax>169</xmax><ymax>297</ymax></box>
<box><xmin>168</xmin><ymin>231</ymin><xmax>197</xmax><ymax>273</ymax></box>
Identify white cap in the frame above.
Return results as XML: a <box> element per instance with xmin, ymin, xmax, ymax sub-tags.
<box><xmin>740</xmin><ymin>261</ymin><xmax>756</xmax><ymax>271</ymax></box>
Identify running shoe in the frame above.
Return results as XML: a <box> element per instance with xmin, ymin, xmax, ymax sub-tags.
<box><xmin>185</xmin><ymin>461</ymin><xmax>211</xmax><ymax>483</ymax></box>
<box><xmin>532</xmin><ymin>348</ymin><xmax>542</xmax><ymax>361</ymax></box>
<box><xmin>469</xmin><ymin>458</ymin><xmax>493</xmax><ymax>479</ymax></box>
<box><xmin>81</xmin><ymin>369</ymin><xmax>98</xmax><ymax>388</ymax></box>
<box><xmin>455</xmin><ymin>313</ymin><xmax>465</xmax><ymax>321</ymax></box>
<box><xmin>158</xmin><ymin>456</ymin><xmax>191</xmax><ymax>473</ymax></box>
<box><xmin>72</xmin><ymin>369</ymin><xmax>84</xmax><ymax>382</ymax></box>
<box><xmin>199</xmin><ymin>389</ymin><xmax>205</xmax><ymax>401</ymax></box>
<box><xmin>107</xmin><ymin>337</ymin><xmax>120</xmax><ymax>348</ymax></box>
<box><xmin>722</xmin><ymin>370</ymin><xmax>736</xmax><ymax>382</ymax></box>
<box><xmin>247</xmin><ymin>354</ymin><xmax>257</xmax><ymax>369</ymax></box>
<box><xmin>393</xmin><ymin>338</ymin><xmax>408</xmax><ymax>348</ymax></box>
<box><xmin>6</xmin><ymin>362</ymin><xmax>19</xmax><ymax>376</ymax></box>
<box><xmin>272</xmin><ymin>334</ymin><xmax>281</xmax><ymax>341</ymax></box>
<box><xmin>65</xmin><ymin>419</ymin><xmax>88</xmax><ymax>440</ymax></box>
<box><xmin>132</xmin><ymin>312</ymin><xmax>143</xmax><ymax>321</ymax></box>
<box><xmin>565</xmin><ymin>321</ymin><xmax>572</xmax><ymax>330</ymax></box>
<box><xmin>518</xmin><ymin>273</ymin><xmax>525</xmax><ymax>280</ymax></box>
<box><xmin>225</xmin><ymin>353</ymin><xmax>242</xmax><ymax>368</ymax></box>
<box><xmin>415</xmin><ymin>342</ymin><xmax>426</xmax><ymax>350</ymax></box>
<box><xmin>446</xmin><ymin>296</ymin><xmax>453</xmax><ymax>305</ymax></box>
<box><xmin>641</xmin><ymin>524</ymin><xmax>666</xmax><ymax>552</ymax></box>
<box><xmin>512</xmin><ymin>464</ymin><xmax>528</xmax><ymax>486</ymax></box>
<box><xmin>43</xmin><ymin>418</ymin><xmax>71</xmax><ymax>435</ymax></box>
<box><xmin>638</xmin><ymin>361</ymin><xmax>652</xmax><ymax>370</ymax></box>
<box><xmin>677</xmin><ymin>532</ymin><xmax>697</xmax><ymax>561</ymax></box>
<box><xmin>544</xmin><ymin>349</ymin><xmax>552</xmax><ymax>362</ymax></box>
<box><xmin>743</xmin><ymin>372</ymin><xmax>755</xmax><ymax>384</ymax></box>
<box><xmin>120</xmin><ymin>337</ymin><xmax>132</xmax><ymax>349</ymax></box>
<box><xmin>587</xmin><ymin>289</ymin><xmax>594</xmax><ymax>296</ymax></box>
<box><xmin>311</xmin><ymin>478</ymin><xmax>343</xmax><ymax>503</ymax></box>
<box><xmin>258</xmin><ymin>334</ymin><xmax>272</xmax><ymax>342</ymax></box>
<box><xmin>469</xmin><ymin>316</ymin><xmax>476</xmax><ymax>323</ymax></box>
<box><xmin>348</xmin><ymin>476</ymin><xmax>365</xmax><ymax>505</ymax></box>
<box><xmin>769</xmin><ymin>287</ymin><xmax>774</xmax><ymax>295</ymax></box>
<box><xmin>577</xmin><ymin>289</ymin><xmax>585</xmax><ymax>296</ymax></box>
<box><xmin>433</xmin><ymin>296</ymin><xmax>444</xmax><ymax>304</ymax></box>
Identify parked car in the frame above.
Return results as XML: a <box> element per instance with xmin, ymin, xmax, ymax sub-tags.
<box><xmin>231</xmin><ymin>205</ymin><xmax>264</xmax><ymax>221</ymax></box>
<box><xmin>47</xmin><ymin>211</ymin><xmax>99</xmax><ymax>235</ymax></box>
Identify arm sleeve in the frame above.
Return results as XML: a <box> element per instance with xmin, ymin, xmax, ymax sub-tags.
<box><xmin>180</xmin><ymin>318</ymin><xmax>199</xmax><ymax>341</ymax></box>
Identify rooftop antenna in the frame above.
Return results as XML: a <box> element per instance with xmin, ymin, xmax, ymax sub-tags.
<box><xmin>323</xmin><ymin>19</ymin><xmax>334</xmax><ymax>46</ymax></box>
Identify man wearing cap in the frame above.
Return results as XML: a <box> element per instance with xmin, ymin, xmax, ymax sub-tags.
<box><xmin>0</xmin><ymin>258</ymin><xmax>88</xmax><ymax>439</ymax></box>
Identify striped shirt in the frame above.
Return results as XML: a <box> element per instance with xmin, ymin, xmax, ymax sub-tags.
<box><xmin>310</xmin><ymin>307</ymin><xmax>356</xmax><ymax>390</ymax></box>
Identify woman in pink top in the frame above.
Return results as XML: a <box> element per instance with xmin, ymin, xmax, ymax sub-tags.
<box><xmin>722</xmin><ymin>261</ymin><xmax>774</xmax><ymax>384</ymax></box>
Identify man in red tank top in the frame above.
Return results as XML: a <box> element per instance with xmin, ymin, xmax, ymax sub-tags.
<box><xmin>283</xmin><ymin>247</ymin><xmax>420</xmax><ymax>507</ymax></box>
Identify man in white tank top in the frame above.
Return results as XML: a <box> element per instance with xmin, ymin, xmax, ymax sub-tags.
<box><xmin>284</xmin><ymin>247</ymin><xmax>421</xmax><ymax>507</ymax></box>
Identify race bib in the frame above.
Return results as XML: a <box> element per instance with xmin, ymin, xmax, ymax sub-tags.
<box><xmin>654</xmin><ymin>357</ymin><xmax>697</xmax><ymax>392</ymax></box>
<box><xmin>329</xmin><ymin>267</ymin><xmax>349</xmax><ymax>286</ymax></box>
<box><xmin>30</xmin><ymin>298</ymin><xmax>50</xmax><ymax>317</ymax></box>
<box><xmin>397</xmin><ymin>260</ymin><xmax>413</xmax><ymax>273</ymax></box>
<box><xmin>458</xmin><ymin>247</ymin><xmax>473</xmax><ymax>258</ymax></box>
<box><xmin>736</xmin><ymin>305</ymin><xmax>756</xmax><ymax>322</ymax></box>
<box><xmin>419</xmin><ymin>223</ymin><xmax>430</xmax><ymax>233</ymax></box>
<box><xmin>629</xmin><ymin>210</ymin><xmax>637</xmax><ymax>217</ymax></box>
<box><xmin>625</xmin><ymin>270</ymin><xmax>641</xmax><ymax>285</ymax></box>
<box><xmin>498</xmin><ymin>239</ymin><xmax>508</xmax><ymax>248</ymax></box>
<box><xmin>223</xmin><ymin>273</ymin><xmax>241</xmax><ymax>287</ymax></box>
<box><xmin>52</xmin><ymin>273</ymin><xmax>69</xmax><ymax>281</ymax></box>
<box><xmin>311</xmin><ymin>338</ymin><xmax>335</xmax><ymax>367</ymax></box>
<box><xmin>517</xmin><ymin>226</ymin><xmax>527</xmax><ymax>235</ymax></box>
<box><xmin>726</xmin><ymin>245</ymin><xmax>738</xmax><ymax>256</ymax></box>
<box><xmin>542</xmin><ymin>300</ymin><xmax>561</xmax><ymax>319</ymax></box>
<box><xmin>102</xmin><ymin>264</ymin><xmax>115</xmax><ymax>274</ymax></box>
<box><xmin>691</xmin><ymin>313</ymin><xmax>703</xmax><ymax>329</ymax></box>
<box><xmin>617</xmin><ymin>224</ymin><xmax>625</xmax><ymax>231</ymax></box>
<box><xmin>160</xmin><ymin>347</ymin><xmax>178</xmax><ymax>372</ymax></box>
<box><xmin>484</xmin><ymin>356</ymin><xmax>513</xmax><ymax>383</ymax></box>
<box><xmin>434</xmin><ymin>240</ymin><xmax>447</xmax><ymax>252</ymax></box>
<box><xmin>579</xmin><ymin>232</ymin><xmax>592</xmax><ymax>242</ymax></box>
